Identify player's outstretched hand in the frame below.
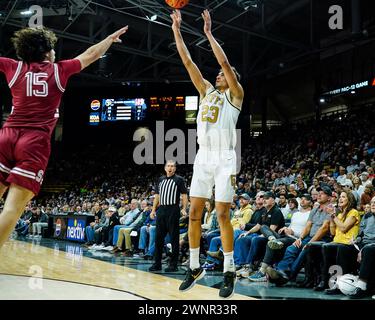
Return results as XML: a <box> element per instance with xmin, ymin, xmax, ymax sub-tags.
<box><xmin>171</xmin><ymin>9</ymin><xmax>182</xmax><ymax>32</ymax></box>
<box><xmin>201</xmin><ymin>9</ymin><xmax>212</xmax><ymax>35</ymax></box>
<box><xmin>109</xmin><ymin>26</ymin><xmax>129</xmax><ymax>43</ymax></box>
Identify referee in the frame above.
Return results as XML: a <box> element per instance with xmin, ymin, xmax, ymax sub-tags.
<box><xmin>149</xmin><ymin>160</ymin><xmax>188</xmax><ymax>272</ymax></box>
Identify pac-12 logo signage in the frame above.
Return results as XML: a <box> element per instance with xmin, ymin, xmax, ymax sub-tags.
<box><xmin>66</xmin><ymin>219</ymin><xmax>85</xmax><ymax>241</ymax></box>
<box><xmin>91</xmin><ymin>100</ymin><xmax>101</xmax><ymax>111</ymax></box>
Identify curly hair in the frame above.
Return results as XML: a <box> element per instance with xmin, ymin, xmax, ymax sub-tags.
<box><xmin>11</xmin><ymin>27</ymin><xmax>57</xmax><ymax>63</ymax></box>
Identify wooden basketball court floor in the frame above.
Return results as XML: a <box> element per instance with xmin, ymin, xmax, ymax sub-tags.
<box><xmin>1</xmin><ymin>237</ymin><xmax>371</xmax><ymax>300</ymax></box>
<box><xmin>0</xmin><ymin>238</ymin><xmax>252</xmax><ymax>300</ymax></box>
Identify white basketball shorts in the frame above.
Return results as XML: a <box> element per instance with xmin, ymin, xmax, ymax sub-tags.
<box><xmin>189</xmin><ymin>148</ymin><xmax>237</xmax><ymax>203</ymax></box>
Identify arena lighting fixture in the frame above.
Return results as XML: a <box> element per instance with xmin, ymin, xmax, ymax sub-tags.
<box><xmin>351</xmin><ymin>90</ymin><xmax>356</xmax><ymax>94</ymax></box>
<box><xmin>237</xmin><ymin>0</ymin><xmax>260</xmax><ymax>10</ymax></box>
<box><xmin>146</xmin><ymin>15</ymin><xmax>158</xmax><ymax>21</ymax></box>
<box><xmin>319</xmin><ymin>98</ymin><xmax>326</xmax><ymax>103</ymax></box>
<box><xmin>20</xmin><ymin>10</ymin><xmax>33</xmax><ymax>15</ymax></box>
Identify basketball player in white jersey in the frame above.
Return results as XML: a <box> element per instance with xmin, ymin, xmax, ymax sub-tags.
<box><xmin>171</xmin><ymin>9</ymin><xmax>244</xmax><ymax>298</ymax></box>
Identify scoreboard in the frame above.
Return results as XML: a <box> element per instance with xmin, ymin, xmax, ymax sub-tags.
<box><xmin>89</xmin><ymin>95</ymin><xmax>198</xmax><ymax>125</ymax></box>
<box><xmin>101</xmin><ymin>98</ymin><xmax>146</xmax><ymax>121</ymax></box>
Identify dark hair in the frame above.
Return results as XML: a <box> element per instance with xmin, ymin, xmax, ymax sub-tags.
<box><xmin>11</xmin><ymin>27</ymin><xmax>57</xmax><ymax>63</ymax></box>
<box><xmin>231</xmin><ymin>67</ymin><xmax>241</xmax><ymax>81</ymax></box>
<box><xmin>340</xmin><ymin>191</ymin><xmax>357</xmax><ymax>218</ymax></box>
<box><xmin>206</xmin><ymin>198</ymin><xmax>215</xmax><ymax>212</ymax></box>
<box><xmin>219</xmin><ymin>67</ymin><xmax>241</xmax><ymax>81</ymax></box>
<box><xmin>288</xmin><ymin>198</ymin><xmax>298</xmax><ymax>208</ymax></box>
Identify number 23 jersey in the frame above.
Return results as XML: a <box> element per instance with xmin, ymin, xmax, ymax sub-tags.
<box><xmin>196</xmin><ymin>85</ymin><xmax>241</xmax><ymax>150</ymax></box>
<box><xmin>0</xmin><ymin>57</ymin><xmax>81</xmax><ymax>135</ymax></box>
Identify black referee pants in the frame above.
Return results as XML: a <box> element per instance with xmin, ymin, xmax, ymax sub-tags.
<box><xmin>154</xmin><ymin>205</ymin><xmax>180</xmax><ymax>267</ymax></box>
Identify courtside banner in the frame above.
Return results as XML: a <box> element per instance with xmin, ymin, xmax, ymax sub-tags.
<box><xmin>66</xmin><ymin>218</ymin><xmax>86</xmax><ymax>242</ymax></box>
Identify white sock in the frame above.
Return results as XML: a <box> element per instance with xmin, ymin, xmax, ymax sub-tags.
<box><xmin>189</xmin><ymin>248</ymin><xmax>200</xmax><ymax>270</ymax></box>
<box><xmin>223</xmin><ymin>251</ymin><xmax>235</xmax><ymax>273</ymax></box>
<box><xmin>356</xmin><ymin>279</ymin><xmax>367</xmax><ymax>290</ymax></box>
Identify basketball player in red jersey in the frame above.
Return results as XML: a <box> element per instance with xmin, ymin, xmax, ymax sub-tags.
<box><xmin>0</xmin><ymin>25</ymin><xmax>128</xmax><ymax>249</ymax></box>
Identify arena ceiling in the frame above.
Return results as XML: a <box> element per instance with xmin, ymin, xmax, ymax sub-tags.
<box><xmin>0</xmin><ymin>0</ymin><xmax>372</xmax><ymax>83</ymax></box>
<box><xmin>0</xmin><ymin>0</ymin><xmax>374</xmax><ymax>120</ymax></box>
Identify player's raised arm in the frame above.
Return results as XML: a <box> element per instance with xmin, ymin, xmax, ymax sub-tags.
<box><xmin>75</xmin><ymin>26</ymin><xmax>128</xmax><ymax>70</ymax></box>
<box><xmin>171</xmin><ymin>10</ymin><xmax>211</xmax><ymax>98</ymax></box>
<box><xmin>201</xmin><ymin>10</ymin><xmax>244</xmax><ymax>102</ymax></box>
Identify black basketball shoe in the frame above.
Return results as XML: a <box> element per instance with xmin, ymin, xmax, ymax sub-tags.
<box><xmin>179</xmin><ymin>267</ymin><xmax>206</xmax><ymax>292</ymax></box>
<box><xmin>219</xmin><ymin>271</ymin><xmax>237</xmax><ymax>299</ymax></box>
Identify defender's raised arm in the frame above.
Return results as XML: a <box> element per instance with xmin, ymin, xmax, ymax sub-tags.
<box><xmin>75</xmin><ymin>26</ymin><xmax>128</xmax><ymax>70</ymax></box>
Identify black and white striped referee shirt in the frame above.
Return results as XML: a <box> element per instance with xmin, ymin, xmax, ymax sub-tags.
<box><xmin>156</xmin><ymin>174</ymin><xmax>187</xmax><ymax>206</ymax></box>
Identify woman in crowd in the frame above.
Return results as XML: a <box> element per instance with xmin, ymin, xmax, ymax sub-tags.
<box><xmin>308</xmin><ymin>191</ymin><xmax>360</xmax><ymax>293</ymax></box>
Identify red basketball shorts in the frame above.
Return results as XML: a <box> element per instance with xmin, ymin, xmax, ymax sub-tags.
<box><xmin>0</xmin><ymin>127</ymin><xmax>51</xmax><ymax>195</ymax></box>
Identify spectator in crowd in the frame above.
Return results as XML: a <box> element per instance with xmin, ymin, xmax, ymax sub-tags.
<box><xmin>202</xmin><ymin>194</ymin><xmax>252</xmax><ymax>269</ymax></box>
<box><xmin>285</xmin><ymin>198</ymin><xmax>299</xmax><ymax>223</ymax></box>
<box><xmin>138</xmin><ymin>208</ymin><xmax>157</xmax><ymax>260</ymax></box>
<box><xmin>288</xmin><ymin>184</ymin><xmax>298</xmax><ymax>198</ymax></box>
<box><xmin>91</xmin><ymin>206</ymin><xmax>119</xmax><ymax>249</ymax></box>
<box><xmin>296</xmin><ymin>180</ymin><xmax>308</xmax><ymax>196</ymax></box>
<box><xmin>235</xmin><ymin>191</ymin><xmax>284</xmax><ymax>278</ymax></box>
<box><xmin>201</xmin><ymin>199</ymin><xmax>216</xmax><ymax>233</ymax></box>
<box><xmin>84</xmin><ymin>202</ymin><xmax>105</xmax><ymax>246</ymax></box>
<box><xmin>337</xmin><ymin>167</ymin><xmax>347</xmax><ymax>186</ymax></box>
<box><xmin>364</xmin><ymin>203</ymin><xmax>371</xmax><ymax>215</ymax></box>
<box><xmin>201</xmin><ymin>200</ymin><xmax>219</xmax><ymax>249</ymax></box>
<box><xmin>112</xmin><ymin>199</ymin><xmax>140</xmax><ymax>246</ymax></box>
<box><xmin>360</xmin><ymin>172</ymin><xmax>371</xmax><ymax>187</ymax></box>
<box><xmin>14</xmin><ymin>206</ymin><xmax>35</xmax><ymax>237</ymax></box>
<box><xmin>308</xmin><ymin>191</ymin><xmax>360</xmax><ymax>293</ymax></box>
<box><xmin>347</xmin><ymin>159</ymin><xmax>359</xmax><ymax>174</ymax></box>
<box><xmin>308</xmin><ymin>178</ymin><xmax>320</xmax><ymax>194</ymax></box>
<box><xmin>231</xmin><ymin>194</ymin><xmax>253</xmax><ymax>231</ymax></box>
<box><xmin>310</xmin><ymin>188</ymin><xmax>319</xmax><ymax>203</ymax></box>
<box><xmin>232</xmin><ymin>191</ymin><xmax>266</xmax><ymax>275</ymax></box>
<box><xmin>360</xmin><ymin>185</ymin><xmax>374</xmax><ymax>211</ymax></box>
<box><xmin>277</xmin><ymin>194</ymin><xmax>289</xmax><ymax>220</ymax></box>
<box><xmin>112</xmin><ymin>200</ymin><xmax>150</xmax><ymax>256</ymax></box>
<box><xmin>352</xmin><ymin>176</ymin><xmax>362</xmax><ymax>199</ymax></box>
<box><xmin>266</xmin><ymin>186</ymin><xmax>333</xmax><ymax>285</ymax></box>
<box><xmin>31</xmin><ymin>207</ymin><xmax>49</xmax><ymax>238</ymax></box>
<box><xmin>248</xmin><ymin>194</ymin><xmax>312</xmax><ymax>282</ymax></box>
<box><xmin>117</xmin><ymin>201</ymin><xmax>128</xmax><ymax>217</ymax></box>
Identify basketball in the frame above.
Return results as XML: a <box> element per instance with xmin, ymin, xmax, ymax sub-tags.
<box><xmin>337</xmin><ymin>274</ymin><xmax>359</xmax><ymax>296</ymax></box>
<box><xmin>165</xmin><ymin>0</ymin><xmax>189</xmax><ymax>9</ymax></box>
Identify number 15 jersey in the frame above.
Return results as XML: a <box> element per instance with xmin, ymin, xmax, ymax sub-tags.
<box><xmin>196</xmin><ymin>85</ymin><xmax>241</xmax><ymax>151</ymax></box>
<box><xmin>0</xmin><ymin>57</ymin><xmax>81</xmax><ymax>135</ymax></box>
